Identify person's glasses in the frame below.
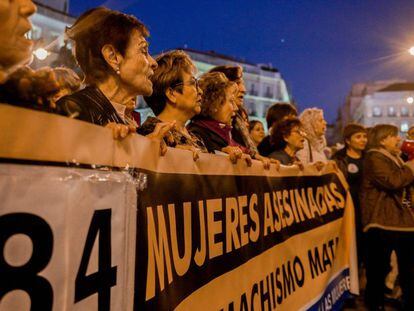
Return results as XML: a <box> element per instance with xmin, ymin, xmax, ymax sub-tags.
<box><xmin>172</xmin><ymin>77</ymin><xmax>199</xmax><ymax>89</ymax></box>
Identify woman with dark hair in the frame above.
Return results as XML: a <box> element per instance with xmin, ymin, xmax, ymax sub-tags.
<box><xmin>333</xmin><ymin>123</ymin><xmax>367</xmax><ymax>267</ymax></box>
<box><xmin>207</xmin><ymin>66</ymin><xmax>278</xmax><ymax>168</ymax></box>
<box><xmin>248</xmin><ymin>120</ymin><xmax>265</xmax><ymax>147</ymax></box>
<box><xmin>268</xmin><ymin>118</ymin><xmax>305</xmax><ymax>165</ymax></box>
<box><xmin>361</xmin><ymin>124</ymin><xmax>414</xmax><ymax>310</ymax></box>
<box><xmin>57</xmin><ymin>7</ymin><xmax>172</xmax><ymax>140</ymax></box>
<box><xmin>208</xmin><ymin>65</ymin><xmax>253</xmax><ymax>149</ymax></box>
<box><xmin>258</xmin><ymin>102</ymin><xmax>298</xmax><ymax>156</ymax></box>
<box><xmin>187</xmin><ymin>72</ymin><xmax>251</xmax><ymax>164</ymax></box>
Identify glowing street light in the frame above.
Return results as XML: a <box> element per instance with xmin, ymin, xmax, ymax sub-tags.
<box><xmin>33</xmin><ymin>48</ymin><xmax>48</xmax><ymax>60</ymax></box>
<box><xmin>409</xmin><ymin>46</ymin><xmax>414</xmax><ymax>56</ymax></box>
<box><xmin>407</xmin><ymin>96</ymin><xmax>414</xmax><ymax>104</ymax></box>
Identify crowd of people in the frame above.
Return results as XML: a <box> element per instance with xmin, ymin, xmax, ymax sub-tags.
<box><xmin>1</xmin><ymin>2</ymin><xmax>414</xmax><ymax>310</ymax></box>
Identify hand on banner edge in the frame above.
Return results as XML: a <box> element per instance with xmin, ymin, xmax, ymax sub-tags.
<box><xmin>176</xmin><ymin>145</ymin><xmax>200</xmax><ymax>162</ymax></box>
<box><xmin>106</xmin><ymin>122</ymin><xmax>136</xmax><ymax>140</ymax></box>
<box><xmin>222</xmin><ymin>146</ymin><xmax>243</xmax><ymax>164</ymax></box>
<box><xmin>147</xmin><ymin>121</ymin><xmax>176</xmax><ymax>156</ymax></box>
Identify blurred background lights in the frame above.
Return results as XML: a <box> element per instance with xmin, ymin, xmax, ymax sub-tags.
<box><xmin>33</xmin><ymin>48</ymin><xmax>48</xmax><ymax>60</ymax></box>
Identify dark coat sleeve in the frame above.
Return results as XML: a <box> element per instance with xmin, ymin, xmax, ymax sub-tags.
<box><xmin>56</xmin><ymin>96</ymin><xmax>91</xmax><ymax>123</ymax></box>
<box><xmin>332</xmin><ymin>151</ymin><xmax>348</xmax><ymax>179</ymax></box>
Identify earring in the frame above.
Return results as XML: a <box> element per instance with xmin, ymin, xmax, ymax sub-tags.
<box><xmin>116</xmin><ymin>68</ymin><xmax>120</xmax><ymax>75</ymax></box>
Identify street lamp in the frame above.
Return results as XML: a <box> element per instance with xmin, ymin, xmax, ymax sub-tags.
<box><xmin>409</xmin><ymin>46</ymin><xmax>414</xmax><ymax>56</ymax></box>
<box><xmin>33</xmin><ymin>48</ymin><xmax>48</xmax><ymax>60</ymax></box>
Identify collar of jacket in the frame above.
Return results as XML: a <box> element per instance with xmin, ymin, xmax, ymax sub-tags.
<box><xmin>368</xmin><ymin>148</ymin><xmax>404</xmax><ymax>168</ymax></box>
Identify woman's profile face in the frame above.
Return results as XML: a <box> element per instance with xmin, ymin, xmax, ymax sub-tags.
<box><xmin>213</xmin><ymin>85</ymin><xmax>237</xmax><ymax>125</ymax></box>
<box><xmin>381</xmin><ymin>134</ymin><xmax>401</xmax><ymax>155</ymax></box>
<box><xmin>0</xmin><ymin>0</ymin><xmax>36</xmax><ymax>71</ymax></box>
<box><xmin>250</xmin><ymin>122</ymin><xmax>265</xmax><ymax>145</ymax></box>
<box><xmin>313</xmin><ymin>113</ymin><xmax>327</xmax><ymax>137</ymax></box>
<box><xmin>118</xmin><ymin>29</ymin><xmax>157</xmax><ymax>97</ymax></box>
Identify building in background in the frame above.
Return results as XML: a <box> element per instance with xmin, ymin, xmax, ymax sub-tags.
<box><xmin>337</xmin><ymin>80</ymin><xmax>405</xmax><ymax>131</ymax></box>
<box><xmin>137</xmin><ymin>48</ymin><xmax>291</xmax><ymax>126</ymax></box>
<box><xmin>29</xmin><ymin>1</ymin><xmax>76</xmax><ymax>68</ymax></box>
<box><xmin>352</xmin><ymin>82</ymin><xmax>414</xmax><ymax>133</ymax></box>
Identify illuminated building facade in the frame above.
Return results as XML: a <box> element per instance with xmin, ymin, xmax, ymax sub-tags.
<box><xmin>137</xmin><ymin>48</ymin><xmax>291</xmax><ymax>126</ymax></box>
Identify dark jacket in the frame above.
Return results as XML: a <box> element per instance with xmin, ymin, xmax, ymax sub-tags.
<box><xmin>56</xmin><ymin>86</ymin><xmax>125</xmax><ymax>126</ymax></box>
<box><xmin>332</xmin><ymin>147</ymin><xmax>355</xmax><ymax>179</ymax></box>
<box><xmin>268</xmin><ymin>149</ymin><xmax>296</xmax><ymax>165</ymax></box>
<box><xmin>187</xmin><ymin>119</ymin><xmax>229</xmax><ymax>154</ymax></box>
<box><xmin>360</xmin><ymin>148</ymin><xmax>414</xmax><ymax>232</ymax></box>
<box><xmin>258</xmin><ymin>135</ymin><xmax>274</xmax><ymax>156</ymax></box>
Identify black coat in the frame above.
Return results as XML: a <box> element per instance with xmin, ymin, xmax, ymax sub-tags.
<box><xmin>187</xmin><ymin>122</ymin><xmax>228</xmax><ymax>154</ymax></box>
<box><xmin>56</xmin><ymin>86</ymin><xmax>125</xmax><ymax>126</ymax></box>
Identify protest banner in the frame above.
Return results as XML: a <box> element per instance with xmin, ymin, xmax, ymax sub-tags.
<box><xmin>0</xmin><ymin>104</ymin><xmax>358</xmax><ymax>310</ymax></box>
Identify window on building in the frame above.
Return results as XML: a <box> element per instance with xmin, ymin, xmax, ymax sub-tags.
<box><xmin>249</xmin><ymin>84</ymin><xmax>258</xmax><ymax>96</ymax></box>
<box><xmin>388</xmin><ymin>106</ymin><xmax>396</xmax><ymax>117</ymax></box>
<box><xmin>265</xmin><ymin>86</ymin><xmax>273</xmax><ymax>98</ymax></box>
<box><xmin>372</xmin><ymin>106</ymin><xmax>382</xmax><ymax>117</ymax></box>
<box><xmin>401</xmin><ymin>106</ymin><xmax>409</xmax><ymax>117</ymax></box>
<box><xmin>401</xmin><ymin>122</ymin><xmax>409</xmax><ymax>133</ymax></box>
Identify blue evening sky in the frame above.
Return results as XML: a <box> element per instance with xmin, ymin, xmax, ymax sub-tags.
<box><xmin>69</xmin><ymin>0</ymin><xmax>414</xmax><ymax>122</ymax></box>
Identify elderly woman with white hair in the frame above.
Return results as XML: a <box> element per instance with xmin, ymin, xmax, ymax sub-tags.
<box><xmin>296</xmin><ymin>107</ymin><xmax>329</xmax><ymax>164</ymax></box>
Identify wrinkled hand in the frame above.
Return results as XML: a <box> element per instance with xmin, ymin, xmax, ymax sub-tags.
<box><xmin>222</xmin><ymin>146</ymin><xmax>243</xmax><ymax>164</ymax></box>
<box><xmin>254</xmin><ymin>154</ymin><xmax>280</xmax><ymax>170</ymax></box>
<box><xmin>313</xmin><ymin>161</ymin><xmax>325</xmax><ymax>172</ymax></box>
<box><xmin>293</xmin><ymin>161</ymin><xmax>304</xmax><ymax>171</ymax></box>
<box><xmin>147</xmin><ymin>121</ymin><xmax>176</xmax><ymax>156</ymax></box>
<box><xmin>106</xmin><ymin>122</ymin><xmax>136</xmax><ymax>140</ymax></box>
<box><xmin>270</xmin><ymin>158</ymin><xmax>281</xmax><ymax>171</ymax></box>
<box><xmin>147</xmin><ymin>121</ymin><xmax>176</xmax><ymax>140</ymax></box>
<box><xmin>242</xmin><ymin>154</ymin><xmax>253</xmax><ymax>167</ymax></box>
<box><xmin>176</xmin><ymin>145</ymin><xmax>200</xmax><ymax>162</ymax></box>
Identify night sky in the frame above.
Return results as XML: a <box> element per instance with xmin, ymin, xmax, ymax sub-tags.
<box><xmin>69</xmin><ymin>0</ymin><xmax>414</xmax><ymax>122</ymax></box>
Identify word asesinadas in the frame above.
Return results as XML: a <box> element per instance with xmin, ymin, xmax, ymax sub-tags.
<box><xmin>145</xmin><ymin>182</ymin><xmax>345</xmax><ymax>300</ymax></box>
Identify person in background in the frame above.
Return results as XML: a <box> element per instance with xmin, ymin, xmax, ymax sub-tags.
<box><xmin>0</xmin><ymin>66</ymin><xmax>60</xmax><ymax>112</ymax></box>
<box><xmin>208</xmin><ymin>66</ymin><xmax>253</xmax><ymax>149</ymax></box>
<box><xmin>0</xmin><ymin>0</ymin><xmax>36</xmax><ymax>83</ymax></box>
<box><xmin>188</xmin><ymin>72</ymin><xmax>251</xmax><ymax>165</ymax></box>
<box><xmin>268</xmin><ymin>118</ymin><xmax>305</xmax><ymax>165</ymax></box>
<box><xmin>50</xmin><ymin>67</ymin><xmax>82</xmax><ymax>109</ymax></box>
<box><xmin>209</xmin><ymin>66</ymin><xmax>277</xmax><ymax>168</ymax></box>
<box><xmin>258</xmin><ymin>102</ymin><xmax>298</xmax><ymax>156</ymax></box>
<box><xmin>139</xmin><ymin>50</ymin><xmax>206</xmax><ymax>160</ymax></box>
<box><xmin>332</xmin><ymin>123</ymin><xmax>367</xmax><ymax>267</ymax></box>
<box><xmin>400</xmin><ymin>125</ymin><xmax>414</xmax><ymax>161</ymax></box>
<box><xmin>57</xmin><ymin>7</ymin><xmax>172</xmax><ymax>142</ymax></box>
<box><xmin>361</xmin><ymin>124</ymin><xmax>414</xmax><ymax>310</ymax></box>
<box><xmin>249</xmin><ymin>120</ymin><xmax>265</xmax><ymax>147</ymax></box>
<box><xmin>296</xmin><ymin>107</ymin><xmax>329</xmax><ymax>164</ymax></box>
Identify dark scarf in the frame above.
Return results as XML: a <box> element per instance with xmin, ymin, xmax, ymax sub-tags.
<box><xmin>192</xmin><ymin>117</ymin><xmax>248</xmax><ymax>153</ymax></box>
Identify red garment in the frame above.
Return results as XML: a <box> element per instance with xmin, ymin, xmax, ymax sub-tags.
<box><xmin>401</xmin><ymin>140</ymin><xmax>414</xmax><ymax>160</ymax></box>
<box><xmin>193</xmin><ymin>118</ymin><xmax>249</xmax><ymax>153</ymax></box>
<box><xmin>132</xmin><ymin>110</ymin><xmax>141</xmax><ymax>127</ymax></box>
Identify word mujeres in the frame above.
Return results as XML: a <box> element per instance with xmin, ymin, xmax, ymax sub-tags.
<box><xmin>144</xmin><ymin>181</ymin><xmax>346</xmax><ymax>300</ymax></box>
